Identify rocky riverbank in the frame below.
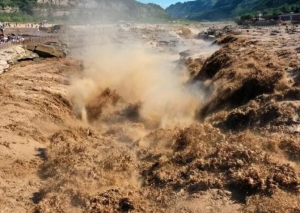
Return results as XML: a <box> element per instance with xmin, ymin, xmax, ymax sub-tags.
<box><xmin>0</xmin><ymin>46</ymin><xmax>38</xmax><ymax>73</ymax></box>
<box><xmin>0</xmin><ymin>42</ymin><xmax>67</xmax><ymax>74</ymax></box>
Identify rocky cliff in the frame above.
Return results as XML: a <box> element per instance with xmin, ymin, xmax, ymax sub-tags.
<box><xmin>75</xmin><ymin>0</ymin><xmax>169</xmax><ymax>21</ymax></box>
<box><xmin>37</xmin><ymin>0</ymin><xmax>169</xmax><ymax>21</ymax></box>
<box><xmin>1</xmin><ymin>0</ymin><xmax>169</xmax><ymax>22</ymax></box>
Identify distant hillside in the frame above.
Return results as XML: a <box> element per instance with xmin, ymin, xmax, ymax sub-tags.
<box><xmin>166</xmin><ymin>0</ymin><xmax>300</xmax><ymax>21</ymax></box>
<box><xmin>0</xmin><ymin>0</ymin><xmax>170</xmax><ymax>22</ymax></box>
<box><xmin>166</xmin><ymin>0</ymin><xmax>217</xmax><ymax>18</ymax></box>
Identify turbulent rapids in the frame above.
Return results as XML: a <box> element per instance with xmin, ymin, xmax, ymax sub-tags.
<box><xmin>0</xmin><ymin>22</ymin><xmax>300</xmax><ymax>213</ymax></box>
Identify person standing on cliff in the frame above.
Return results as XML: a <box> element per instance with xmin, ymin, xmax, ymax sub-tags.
<box><xmin>0</xmin><ymin>24</ymin><xmax>4</xmax><ymax>35</ymax></box>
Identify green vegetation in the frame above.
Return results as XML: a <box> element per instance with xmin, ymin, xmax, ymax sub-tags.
<box><xmin>0</xmin><ymin>13</ymin><xmax>34</xmax><ymax>22</ymax></box>
<box><xmin>0</xmin><ymin>0</ymin><xmax>37</xmax><ymax>15</ymax></box>
<box><xmin>241</xmin><ymin>13</ymin><xmax>254</xmax><ymax>20</ymax></box>
<box><xmin>236</xmin><ymin>1</ymin><xmax>300</xmax><ymax>20</ymax></box>
<box><xmin>252</xmin><ymin>2</ymin><xmax>300</xmax><ymax>17</ymax></box>
<box><xmin>0</xmin><ymin>0</ymin><xmax>38</xmax><ymax>22</ymax></box>
<box><xmin>166</xmin><ymin>0</ymin><xmax>300</xmax><ymax>21</ymax></box>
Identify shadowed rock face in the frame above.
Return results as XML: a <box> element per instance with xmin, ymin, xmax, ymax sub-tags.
<box><xmin>33</xmin><ymin>44</ymin><xmax>66</xmax><ymax>58</ymax></box>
